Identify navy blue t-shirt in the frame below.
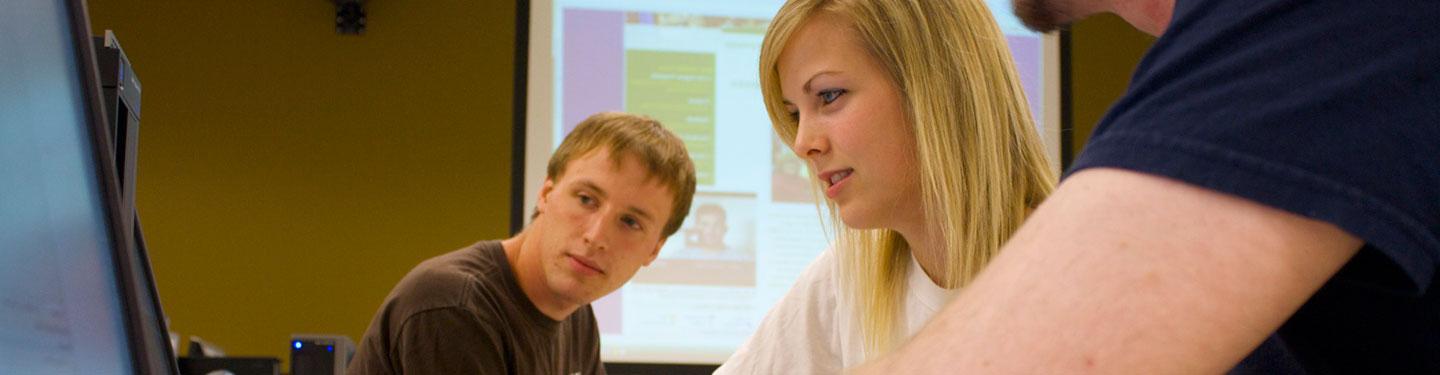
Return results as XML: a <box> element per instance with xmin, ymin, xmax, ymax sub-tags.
<box><xmin>1069</xmin><ymin>0</ymin><xmax>1439</xmax><ymax>373</ymax></box>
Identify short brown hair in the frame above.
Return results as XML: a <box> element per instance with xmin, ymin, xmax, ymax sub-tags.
<box><xmin>547</xmin><ymin>112</ymin><xmax>697</xmax><ymax>238</ymax></box>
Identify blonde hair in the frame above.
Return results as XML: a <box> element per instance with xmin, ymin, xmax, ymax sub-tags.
<box><xmin>548</xmin><ymin>111</ymin><xmax>697</xmax><ymax>238</ymax></box>
<box><xmin>759</xmin><ymin>0</ymin><xmax>1057</xmax><ymax>358</ymax></box>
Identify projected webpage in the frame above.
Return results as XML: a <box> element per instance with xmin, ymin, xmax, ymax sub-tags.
<box><xmin>530</xmin><ymin>0</ymin><xmax>1057</xmax><ymax>364</ymax></box>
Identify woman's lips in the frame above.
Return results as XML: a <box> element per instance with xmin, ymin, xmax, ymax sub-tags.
<box><xmin>819</xmin><ymin>168</ymin><xmax>854</xmax><ymax>199</ymax></box>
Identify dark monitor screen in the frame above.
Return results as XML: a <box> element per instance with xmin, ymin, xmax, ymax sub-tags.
<box><xmin>0</xmin><ymin>0</ymin><xmax>150</xmax><ymax>373</ymax></box>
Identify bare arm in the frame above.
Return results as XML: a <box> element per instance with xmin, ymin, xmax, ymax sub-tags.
<box><xmin>857</xmin><ymin>168</ymin><xmax>1362</xmax><ymax>373</ymax></box>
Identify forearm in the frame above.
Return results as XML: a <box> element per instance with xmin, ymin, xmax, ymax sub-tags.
<box><xmin>859</xmin><ymin>169</ymin><xmax>1361</xmax><ymax>373</ymax></box>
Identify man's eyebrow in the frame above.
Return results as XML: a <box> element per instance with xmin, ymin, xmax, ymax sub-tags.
<box><xmin>576</xmin><ymin>180</ymin><xmax>607</xmax><ymax>199</ymax></box>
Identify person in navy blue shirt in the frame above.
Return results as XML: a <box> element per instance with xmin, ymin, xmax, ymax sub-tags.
<box><xmin>852</xmin><ymin>0</ymin><xmax>1439</xmax><ymax>373</ymax></box>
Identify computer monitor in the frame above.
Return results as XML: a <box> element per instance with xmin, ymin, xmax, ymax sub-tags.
<box><xmin>0</xmin><ymin>0</ymin><xmax>175</xmax><ymax>374</ymax></box>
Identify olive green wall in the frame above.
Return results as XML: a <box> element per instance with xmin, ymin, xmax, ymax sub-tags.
<box><xmin>87</xmin><ymin>0</ymin><xmax>517</xmax><ymax>367</ymax></box>
<box><xmin>1067</xmin><ymin>14</ymin><xmax>1157</xmax><ymax>159</ymax></box>
<box><xmin>85</xmin><ymin>0</ymin><xmax>1150</xmax><ymax>369</ymax></box>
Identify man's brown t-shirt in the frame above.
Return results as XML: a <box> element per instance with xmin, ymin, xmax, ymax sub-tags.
<box><xmin>348</xmin><ymin>241</ymin><xmax>605</xmax><ymax>375</ymax></box>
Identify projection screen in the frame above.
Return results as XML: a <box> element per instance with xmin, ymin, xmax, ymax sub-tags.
<box><xmin>521</xmin><ymin>0</ymin><xmax>1063</xmax><ymax>365</ymax></box>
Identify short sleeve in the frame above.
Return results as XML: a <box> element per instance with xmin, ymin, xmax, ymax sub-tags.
<box><xmin>716</xmin><ymin>249</ymin><xmax>842</xmax><ymax>375</ymax></box>
<box><xmin>1070</xmin><ymin>0</ymin><xmax>1440</xmax><ymax>291</ymax></box>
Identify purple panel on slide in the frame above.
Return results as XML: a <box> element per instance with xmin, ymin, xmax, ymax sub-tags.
<box><xmin>1006</xmin><ymin>35</ymin><xmax>1045</xmax><ymax>129</ymax></box>
<box><xmin>594</xmin><ymin>290</ymin><xmax>623</xmax><ymax>334</ymax></box>
<box><xmin>563</xmin><ymin>9</ymin><xmax>625</xmax><ymax>135</ymax></box>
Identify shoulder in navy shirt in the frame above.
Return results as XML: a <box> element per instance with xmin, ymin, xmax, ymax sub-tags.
<box><xmin>1069</xmin><ymin>0</ymin><xmax>1440</xmax><ymax>372</ymax></box>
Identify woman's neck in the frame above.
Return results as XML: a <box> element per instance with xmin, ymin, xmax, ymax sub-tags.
<box><xmin>892</xmin><ymin>221</ymin><xmax>949</xmax><ymax>288</ymax></box>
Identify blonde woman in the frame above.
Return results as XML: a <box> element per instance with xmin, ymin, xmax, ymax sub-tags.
<box><xmin>716</xmin><ymin>0</ymin><xmax>1055</xmax><ymax>372</ymax></box>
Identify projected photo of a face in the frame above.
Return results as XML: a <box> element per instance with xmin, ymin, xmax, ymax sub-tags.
<box><xmin>633</xmin><ymin>192</ymin><xmax>757</xmax><ymax>285</ymax></box>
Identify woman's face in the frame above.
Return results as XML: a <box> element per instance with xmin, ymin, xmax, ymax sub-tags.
<box><xmin>777</xmin><ymin>12</ymin><xmax>921</xmax><ymax>231</ymax></box>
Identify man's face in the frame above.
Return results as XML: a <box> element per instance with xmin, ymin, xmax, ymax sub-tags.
<box><xmin>529</xmin><ymin>148</ymin><xmax>674</xmax><ymax>308</ymax></box>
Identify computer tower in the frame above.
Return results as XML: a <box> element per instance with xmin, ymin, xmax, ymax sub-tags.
<box><xmin>93</xmin><ymin>29</ymin><xmax>179</xmax><ymax>375</ymax></box>
<box><xmin>93</xmin><ymin>30</ymin><xmax>142</xmax><ymax>220</ymax></box>
<box><xmin>290</xmin><ymin>334</ymin><xmax>355</xmax><ymax>375</ymax></box>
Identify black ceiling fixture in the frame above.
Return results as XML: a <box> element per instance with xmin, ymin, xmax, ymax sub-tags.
<box><xmin>333</xmin><ymin>0</ymin><xmax>367</xmax><ymax>35</ymax></box>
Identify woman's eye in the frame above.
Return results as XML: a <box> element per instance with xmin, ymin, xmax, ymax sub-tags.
<box><xmin>818</xmin><ymin>89</ymin><xmax>846</xmax><ymax>104</ymax></box>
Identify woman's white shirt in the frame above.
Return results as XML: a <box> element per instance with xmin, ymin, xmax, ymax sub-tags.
<box><xmin>714</xmin><ymin>247</ymin><xmax>958</xmax><ymax>374</ymax></box>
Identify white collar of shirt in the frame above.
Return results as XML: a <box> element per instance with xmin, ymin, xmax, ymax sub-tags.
<box><xmin>906</xmin><ymin>251</ymin><xmax>960</xmax><ymax>320</ymax></box>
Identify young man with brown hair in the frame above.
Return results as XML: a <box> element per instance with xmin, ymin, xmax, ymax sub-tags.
<box><xmin>348</xmin><ymin>112</ymin><xmax>696</xmax><ymax>375</ymax></box>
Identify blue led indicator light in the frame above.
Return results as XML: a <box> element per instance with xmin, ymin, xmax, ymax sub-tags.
<box><xmin>293</xmin><ymin>341</ymin><xmax>303</xmax><ymax>349</ymax></box>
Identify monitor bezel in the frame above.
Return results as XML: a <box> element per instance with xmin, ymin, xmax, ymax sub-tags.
<box><xmin>63</xmin><ymin>0</ymin><xmax>168</xmax><ymax>373</ymax></box>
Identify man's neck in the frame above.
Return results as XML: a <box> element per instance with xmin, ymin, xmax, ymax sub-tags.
<box><xmin>502</xmin><ymin>233</ymin><xmax>581</xmax><ymax>321</ymax></box>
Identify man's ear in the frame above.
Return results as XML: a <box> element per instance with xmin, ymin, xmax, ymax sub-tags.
<box><xmin>537</xmin><ymin>178</ymin><xmax>557</xmax><ymax>207</ymax></box>
<box><xmin>642</xmin><ymin>238</ymin><xmax>665</xmax><ymax>267</ymax></box>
